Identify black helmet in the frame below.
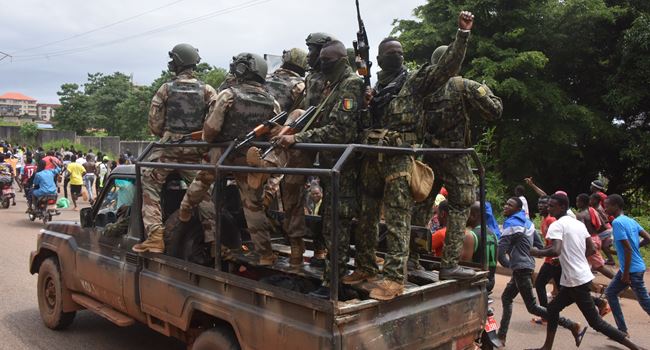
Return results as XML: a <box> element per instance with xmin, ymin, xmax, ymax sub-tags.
<box><xmin>230</xmin><ymin>52</ymin><xmax>268</xmax><ymax>83</ymax></box>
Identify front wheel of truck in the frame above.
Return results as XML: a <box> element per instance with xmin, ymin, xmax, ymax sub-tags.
<box><xmin>192</xmin><ymin>327</ymin><xmax>240</xmax><ymax>350</ymax></box>
<box><xmin>37</xmin><ymin>257</ymin><xmax>76</xmax><ymax>330</ymax></box>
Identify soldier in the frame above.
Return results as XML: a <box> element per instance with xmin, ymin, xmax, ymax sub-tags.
<box><xmin>265</xmin><ymin>48</ymin><xmax>307</xmax><ymax>112</ymax></box>
<box><xmin>179</xmin><ymin>53</ymin><xmax>282</xmax><ymax>266</ymax></box>
<box><xmin>348</xmin><ymin>11</ymin><xmax>476</xmax><ymax>300</ymax></box>
<box><xmin>133</xmin><ymin>43</ymin><xmax>217</xmax><ymax>253</ymax></box>
<box><xmin>411</xmin><ymin>47</ymin><xmax>503</xmax><ymax>279</ymax></box>
<box><xmin>273</xmin><ymin>40</ymin><xmax>364</xmax><ymax>298</ymax></box>
<box><xmin>281</xmin><ymin>32</ymin><xmax>336</xmax><ymax>268</ymax></box>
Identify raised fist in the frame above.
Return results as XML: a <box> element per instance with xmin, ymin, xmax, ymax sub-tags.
<box><xmin>458</xmin><ymin>11</ymin><xmax>474</xmax><ymax>31</ymax></box>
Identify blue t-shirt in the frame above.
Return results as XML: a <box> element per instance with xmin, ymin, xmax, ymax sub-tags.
<box><xmin>612</xmin><ymin>215</ymin><xmax>646</xmax><ymax>273</ymax></box>
<box><xmin>32</xmin><ymin>167</ymin><xmax>61</xmax><ymax>197</ymax></box>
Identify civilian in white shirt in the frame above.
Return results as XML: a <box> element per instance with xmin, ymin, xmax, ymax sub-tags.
<box><xmin>528</xmin><ymin>194</ymin><xmax>644</xmax><ymax>350</ymax></box>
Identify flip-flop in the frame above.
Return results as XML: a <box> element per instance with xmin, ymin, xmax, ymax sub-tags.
<box><xmin>531</xmin><ymin>317</ymin><xmax>547</xmax><ymax>325</ymax></box>
<box><xmin>575</xmin><ymin>326</ymin><xmax>588</xmax><ymax>347</ymax></box>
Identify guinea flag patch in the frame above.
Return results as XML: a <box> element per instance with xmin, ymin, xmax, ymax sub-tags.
<box><xmin>342</xmin><ymin>98</ymin><xmax>355</xmax><ymax>111</ymax></box>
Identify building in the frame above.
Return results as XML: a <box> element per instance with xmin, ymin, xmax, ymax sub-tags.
<box><xmin>36</xmin><ymin>103</ymin><xmax>60</xmax><ymax>122</ymax></box>
<box><xmin>0</xmin><ymin>92</ymin><xmax>38</xmax><ymax>118</ymax></box>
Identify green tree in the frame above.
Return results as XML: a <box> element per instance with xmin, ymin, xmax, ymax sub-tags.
<box><xmin>393</xmin><ymin>0</ymin><xmax>650</xmax><ymax>199</ymax></box>
<box><xmin>54</xmin><ymin>83</ymin><xmax>89</xmax><ymax>135</ymax></box>
<box><xmin>19</xmin><ymin>122</ymin><xmax>39</xmax><ymax>144</ymax></box>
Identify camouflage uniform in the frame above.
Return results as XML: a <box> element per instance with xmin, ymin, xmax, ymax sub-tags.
<box><xmin>278</xmin><ymin>70</ymin><xmax>329</xmax><ymax>255</ymax></box>
<box><xmin>180</xmin><ymin>81</ymin><xmax>281</xmax><ymax>258</ymax></box>
<box><xmin>265</xmin><ymin>68</ymin><xmax>305</xmax><ymax>113</ymax></box>
<box><xmin>355</xmin><ymin>29</ymin><xmax>471</xmax><ymax>283</ymax></box>
<box><xmin>293</xmin><ymin>65</ymin><xmax>364</xmax><ymax>285</ymax></box>
<box><xmin>141</xmin><ymin>69</ymin><xmax>217</xmax><ymax>244</ymax></box>
<box><xmin>412</xmin><ymin>76</ymin><xmax>502</xmax><ymax>268</ymax></box>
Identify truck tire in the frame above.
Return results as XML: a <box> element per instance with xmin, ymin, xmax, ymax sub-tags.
<box><xmin>37</xmin><ymin>257</ymin><xmax>76</xmax><ymax>330</ymax></box>
<box><xmin>192</xmin><ymin>327</ymin><xmax>240</xmax><ymax>350</ymax></box>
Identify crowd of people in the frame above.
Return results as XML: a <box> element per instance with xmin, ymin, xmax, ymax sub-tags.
<box><xmin>0</xmin><ymin>140</ymin><xmax>136</xmax><ymax>211</ymax></box>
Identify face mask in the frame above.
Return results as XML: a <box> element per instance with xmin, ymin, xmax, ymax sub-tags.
<box><xmin>320</xmin><ymin>58</ymin><xmax>338</xmax><ymax>75</ymax></box>
<box><xmin>378</xmin><ymin>53</ymin><xmax>403</xmax><ymax>71</ymax></box>
<box><xmin>167</xmin><ymin>60</ymin><xmax>176</xmax><ymax>73</ymax></box>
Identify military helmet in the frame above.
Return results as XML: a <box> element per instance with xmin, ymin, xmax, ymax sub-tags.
<box><xmin>230</xmin><ymin>52</ymin><xmax>268</xmax><ymax>83</ymax></box>
<box><xmin>169</xmin><ymin>43</ymin><xmax>201</xmax><ymax>68</ymax></box>
<box><xmin>430</xmin><ymin>45</ymin><xmax>448</xmax><ymax>65</ymax></box>
<box><xmin>282</xmin><ymin>48</ymin><xmax>308</xmax><ymax>71</ymax></box>
<box><xmin>305</xmin><ymin>32</ymin><xmax>337</xmax><ymax>47</ymax></box>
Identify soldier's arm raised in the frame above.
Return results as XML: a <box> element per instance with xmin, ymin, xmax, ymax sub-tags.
<box><xmin>203</xmin><ymin>89</ymin><xmax>234</xmax><ymax>142</ymax></box>
<box><xmin>294</xmin><ymin>79</ymin><xmax>363</xmax><ymax>144</ymax></box>
<box><xmin>418</xmin><ymin>11</ymin><xmax>473</xmax><ymax>94</ymax></box>
<box><xmin>148</xmin><ymin>84</ymin><xmax>168</xmax><ymax>137</ymax></box>
<box><xmin>463</xmin><ymin>79</ymin><xmax>503</xmax><ymax>121</ymax></box>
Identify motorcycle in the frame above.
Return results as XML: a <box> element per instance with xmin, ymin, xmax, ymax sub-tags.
<box><xmin>1</xmin><ymin>180</ymin><xmax>15</xmax><ymax>209</ymax></box>
<box><xmin>478</xmin><ymin>301</ymin><xmax>502</xmax><ymax>350</ymax></box>
<box><xmin>28</xmin><ymin>194</ymin><xmax>60</xmax><ymax>225</ymax></box>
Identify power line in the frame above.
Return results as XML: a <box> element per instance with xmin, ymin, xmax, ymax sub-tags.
<box><xmin>8</xmin><ymin>0</ymin><xmax>271</xmax><ymax>62</ymax></box>
<box><xmin>10</xmin><ymin>0</ymin><xmax>189</xmax><ymax>55</ymax></box>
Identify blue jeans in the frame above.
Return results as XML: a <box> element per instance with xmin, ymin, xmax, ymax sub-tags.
<box><xmin>605</xmin><ymin>270</ymin><xmax>650</xmax><ymax>333</ymax></box>
<box><xmin>83</xmin><ymin>174</ymin><xmax>95</xmax><ymax>202</ymax></box>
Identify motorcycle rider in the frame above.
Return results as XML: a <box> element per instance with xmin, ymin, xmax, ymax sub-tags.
<box><xmin>30</xmin><ymin>160</ymin><xmax>61</xmax><ymax>212</ymax></box>
<box><xmin>0</xmin><ymin>153</ymin><xmax>16</xmax><ymax>206</ymax></box>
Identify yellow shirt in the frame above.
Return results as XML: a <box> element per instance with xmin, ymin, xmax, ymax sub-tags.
<box><xmin>67</xmin><ymin>162</ymin><xmax>86</xmax><ymax>185</ymax></box>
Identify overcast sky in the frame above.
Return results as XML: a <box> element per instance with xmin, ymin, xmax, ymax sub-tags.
<box><xmin>0</xmin><ymin>0</ymin><xmax>425</xmax><ymax>104</ymax></box>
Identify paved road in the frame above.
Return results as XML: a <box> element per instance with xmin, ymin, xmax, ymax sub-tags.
<box><xmin>1</xmin><ymin>189</ymin><xmax>648</xmax><ymax>349</ymax></box>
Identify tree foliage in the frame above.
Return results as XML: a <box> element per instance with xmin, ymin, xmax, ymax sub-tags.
<box><xmin>54</xmin><ymin>64</ymin><xmax>227</xmax><ymax>140</ymax></box>
<box><xmin>393</xmin><ymin>0</ymin><xmax>650</xmax><ymax>199</ymax></box>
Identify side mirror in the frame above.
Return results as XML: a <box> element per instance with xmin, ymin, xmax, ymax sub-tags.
<box><xmin>80</xmin><ymin>207</ymin><xmax>94</xmax><ymax>228</ymax></box>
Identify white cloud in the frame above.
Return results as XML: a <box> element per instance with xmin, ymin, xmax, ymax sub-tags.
<box><xmin>0</xmin><ymin>0</ymin><xmax>425</xmax><ymax>103</ymax></box>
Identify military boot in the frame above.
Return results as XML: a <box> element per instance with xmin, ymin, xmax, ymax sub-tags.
<box><xmin>342</xmin><ymin>270</ymin><xmax>378</xmax><ymax>285</ymax></box>
<box><xmin>246</xmin><ymin>147</ymin><xmax>273</xmax><ymax>190</ymax></box>
<box><xmin>369</xmin><ymin>278</ymin><xmax>404</xmax><ymax>301</ymax></box>
<box><xmin>257</xmin><ymin>241</ymin><xmax>277</xmax><ymax>266</ymax></box>
<box><xmin>289</xmin><ymin>238</ymin><xmax>305</xmax><ymax>267</ymax></box>
<box><xmin>132</xmin><ymin>228</ymin><xmax>165</xmax><ymax>253</ymax></box>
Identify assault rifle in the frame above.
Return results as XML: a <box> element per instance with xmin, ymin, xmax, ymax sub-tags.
<box><xmin>260</xmin><ymin>106</ymin><xmax>317</xmax><ymax>159</ymax></box>
<box><xmin>353</xmin><ymin>0</ymin><xmax>372</xmax><ymax>87</ymax></box>
<box><xmin>234</xmin><ymin>111</ymin><xmax>288</xmax><ymax>151</ymax></box>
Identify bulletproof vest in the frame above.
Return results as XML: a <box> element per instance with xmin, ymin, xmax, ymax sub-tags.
<box><xmin>384</xmin><ymin>83</ymin><xmax>421</xmax><ymax>135</ymax></box>
<box><xmin>422</xmin><ymin>77</ymin><xmax>469</xmax><ymax>148</ymax></box>
<box><xmin>217</xmin><ymin>84</ymin><xmax>276</xmax><ymax>142</ymax></box>
<box><xmin>265</xmin><ymin>70</ymin><xmax>303</xmax><ymax>112</ymax></box>
<box><xmin>370</xmin><ymin>69</ymin><xmax>408</xmax><ymax>128</ymax></box>
<box><xmin>164</xmin><ymin>80</ymin><xmax>206</xmax><ymax>134</ymax></box>
<box><xmin>304</xmin><ymin>71</ymin><xmax>327</xmax><ymax>107</ymax></box>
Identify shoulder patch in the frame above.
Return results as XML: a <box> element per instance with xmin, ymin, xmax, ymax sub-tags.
<box><xmin>342</xmin><ymin>98</ymin><xmax>356</xmax><ymax>111</ymax></box>
<box><xmin>477</xmin><ymin>86</ymin><xmax>487</xmax><ymax>97</ymax></box>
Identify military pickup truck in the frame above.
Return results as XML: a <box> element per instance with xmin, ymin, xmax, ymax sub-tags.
<box><xmin>29</xmin><ymin>142</ymin><xmax>491</xmax><ymax>349</ymax></box>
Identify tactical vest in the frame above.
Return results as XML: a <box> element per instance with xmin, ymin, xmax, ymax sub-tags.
<box><xmin>303</xmin><ymin>71</ymin><xmax>327</xmax><ymax>107</ymax></box>
<box><xmin>164</xmin><ymin>80</ymin><xmax>206</xmax><ymax>134</ymax></box>
<box><xmin>265</xmin><ymin>70</ymin><xmax>303</xmax><ymax>112</ymax></box>
<box><xmin>217</xmin><ymin>84</ymin><xmax>276</xmax><ymax>142</ymax></box>
<box><xmin>370</xmin><ymin>69</ymin><xmax>408</xmax><ymax>129</ymax></box>
<box><xmin>422</xmin><ymin>77</ymin><xmax>470</xmax><ymax>148</ymax></box>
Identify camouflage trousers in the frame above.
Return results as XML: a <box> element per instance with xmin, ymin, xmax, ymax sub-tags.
<box><xmin>412</xmin><ymin>154</ymin><xmax>476</xmax><ymax>268</ymax></box>
<box><xmin>279</xmin><ymin>149</ymin><xmax>312</xmax><ymax>240</ymax></box>
<box><xmin>321</xmin><ymin>158</ymin><xmax>359</xmax><ymax>286</ymax></box>
<box><xmin>356</xmin><ymin>154</ymin><xmax>413</xmax><ymax>283</ymax></box>
<box><xmin>141</xmin><ymin>144</ymin><xmax>215</xmax><ymax>243</ymax></box>
<box><xmin>181</xmin><ymin>151</ymin><xmax>274</xmax><ymax>256</ymax></box>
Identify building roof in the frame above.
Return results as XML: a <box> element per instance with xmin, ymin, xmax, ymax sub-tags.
<box><xmin>0</xmin><ymin>92</ymin><xmax>37</xmax><ymax>101</ymax></box>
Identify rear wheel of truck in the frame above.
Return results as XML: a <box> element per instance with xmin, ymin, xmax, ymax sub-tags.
<box><xmin>37</xmin><ymin>257</ymin><xmax>76</xmax><ymax>330</ymax></box>
<box><xmin>192</xmin><ymin>327</ymin><xmax>240</xmax><ymax>350</ymax></box>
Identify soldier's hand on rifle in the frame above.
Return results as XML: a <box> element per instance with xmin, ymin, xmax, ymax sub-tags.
<box><xmin>364</xmin><ymin>86</ymin><xmax>374</xmax><ymax>108</ymax></box>
<box><xmin>272</xmin><ymin>135</ymin><xmax>296</xmax><ymax>148</ymax></box>
<box><xmin>269</xmin><ymin>124</ymin><xmax>283</xmax><ymax>138</ymax></box>
<box><xmin>458</xmin><ymin>11</ymin><xmax>474</xmax><ymax>31</ymax></box>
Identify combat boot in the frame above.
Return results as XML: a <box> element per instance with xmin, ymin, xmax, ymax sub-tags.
<box><xmin>439</xmin><ymin>265</ymin><xmax>477</xmax><ymax>280</ymax></box>
<box><xmin>342</xmin><ymin>270</ymin><xmax>378</xmax><ymax>285</ymax></box>
<box><xmin>369</xmin><ymin>278</ymin><xmax>404</xmax><ymax>301</ymax></box>
<box><xmin>289</xmin><ymin>238</ymin><xmax>305</xmax><ymax>267</ymax></box>
<box><xmin>132</xmin><ymin>228</ymin><xmax>165</xmax><ymax>253</ymax></box>
<box><xmin>257</xmin><ymin>241</ymin><xmax>277</xmax><ymax>266</ymax></box>
<box><xmin>246</xmin><ymin>146</ymin><xmax>273</xmax><ymax>189</ymax></box>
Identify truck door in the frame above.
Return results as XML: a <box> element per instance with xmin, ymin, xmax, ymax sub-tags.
<box><xmin>75</xmin><ymin>176</ymin><xmax>136</xmax><ymax>313</ymax></box>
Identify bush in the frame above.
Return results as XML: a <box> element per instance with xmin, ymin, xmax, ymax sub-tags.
<box><xmin>41</xmin><ymin>139</ymin><xmax>87</xmax><ymax>153</ymax></box>
<box><xmin>19</xmin><ymin>122</ymin><xmax>39</xmax><ymax>142</ymax></box>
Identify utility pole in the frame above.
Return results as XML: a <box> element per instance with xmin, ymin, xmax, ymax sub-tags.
<box><xmin>0</xmin><ymin>51</ymin><xmax>12</xmax><ymax>61</ymax></box>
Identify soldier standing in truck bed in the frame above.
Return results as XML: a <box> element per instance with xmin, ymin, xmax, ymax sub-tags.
<box><xmin>178</xmin><ymin>53</ymin><xmax>282</xmax><ymax>266</ymax></box>
<box><xmin>133</xmin><ymin>43</ymin><xmax>217</xmax><ymax>254</ymax></box>
<box><xmin>273</xmin><ymin>40</ymin><xmax>364</xmax><ymax>299</ymax></box>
